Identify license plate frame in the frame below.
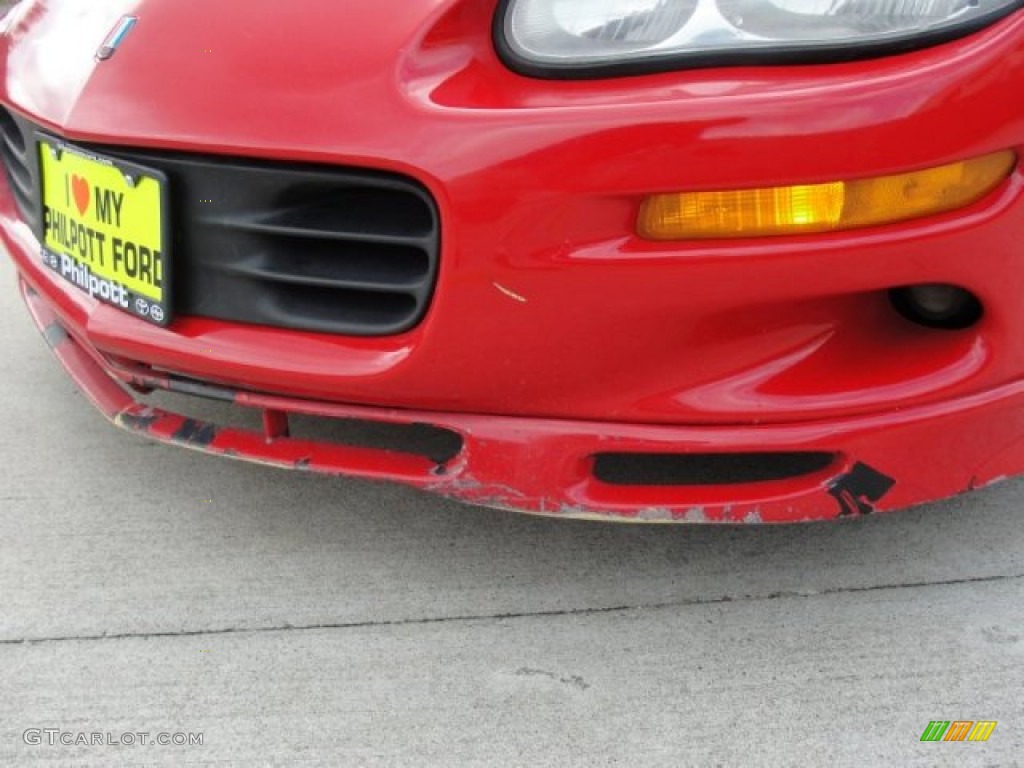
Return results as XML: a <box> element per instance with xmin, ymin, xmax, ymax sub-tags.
<box><xmin>36</xmin><ymin>135</ymin><xmax>172</xmax><ymax>326</ymax></box>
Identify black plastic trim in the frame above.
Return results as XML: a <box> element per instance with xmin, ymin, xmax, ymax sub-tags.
<box><xmin>493</xmin><ymin>1</ymin><xmax>1024</xmax><ymax>80</ymax></box>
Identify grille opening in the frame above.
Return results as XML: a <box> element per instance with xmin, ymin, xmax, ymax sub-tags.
<box><xmin>288</xmin><ymin>414</ymin><xmax>464</xmax><ymax>466</ymax></box>
<box><xmin>169</xmin><ymin>161</ymin><xmax>440</xmax><ymax>334</ymax></box>
<box><xmin>210</xmin><ymin>237</ymin><xmax>431</xmax><ymax>288</ymax></box>
<box><xmin>0</xmin><ymin>107</ymin><xmax>25</xmax><ymax>153</ymax></box>
<box><xmin>3</xmin><ymin>152</ymin><xmax>31</xmax><ymax>194</ymax></box>
<box><xmin>593</xmin><ymin>451</ymin><xmax>837</xmax><ymax>487</ymax></box>
<box><xmin>3</xmin><ymin>160</ymin><xmax>33</xmax><ymax>216</ymax></box>
<box><xmin>257</xmin><ymin>282</ymin><xmax>419</xmax><ymax>331</ymax></box>
<box><xmin>0</xmin><ymin>106</ymin><xmax>34</xmax><ymax>225</ymax></box>
<box><xmin>266</xmin><ymin>186</ymin><xmax>436</xmax><ymax>239</ymax></box>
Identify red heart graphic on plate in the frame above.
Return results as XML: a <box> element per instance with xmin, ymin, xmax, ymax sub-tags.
<box><xmin>71</xmin><ymin>175</ymin><xmax>90</xmax><ymax>216</ymax></box>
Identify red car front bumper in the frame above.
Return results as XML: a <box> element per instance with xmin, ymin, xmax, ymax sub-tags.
<box><xmin>2</xmin><ymin>1</ymin><xmax>1024</xmax><ymax>521</ymax></box>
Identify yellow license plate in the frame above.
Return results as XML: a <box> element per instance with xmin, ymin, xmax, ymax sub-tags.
<box><xmin>38</xmin><ymin>138</ymin><xmax>170</xmax><ymax>325</ymax></box>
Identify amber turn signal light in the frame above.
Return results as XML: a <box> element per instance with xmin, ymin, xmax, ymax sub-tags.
<box><xmin>638</xmin><ymin>150</ymin><xmax>1016</xmax><ymax>240</ymax></box>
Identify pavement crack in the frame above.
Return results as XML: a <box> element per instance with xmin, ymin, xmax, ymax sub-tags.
<box><xmin>2</xmin><ymin>571</ymin><xmax>1021</xmax><ymax>647</ymax></box>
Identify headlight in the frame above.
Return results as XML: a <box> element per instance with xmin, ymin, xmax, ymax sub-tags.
<box><xmin>497</xmin><ymin>0</ymin><xmax>1024</xmax><ymax>77</ymax></box>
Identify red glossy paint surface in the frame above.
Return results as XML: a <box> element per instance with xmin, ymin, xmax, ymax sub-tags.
<box><xmin>2</xmin><ymin>0</ymin><xmax>1024</xmax><ymax>520</ymax></box>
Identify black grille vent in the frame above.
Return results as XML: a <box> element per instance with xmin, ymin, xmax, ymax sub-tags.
<box><xmin>0</xmin><ymin>107</ymin><xmax>440</xmax><ymax>336</ymax></box>
<box><xmin>0</xmin><ymin>107</ymin><xmax>39</xmax><ymax>230</ymax></box>
<box><xmin>141</xmin><ymin>154</ymin><xmax>440</xmax><ymax>335</ymax></box>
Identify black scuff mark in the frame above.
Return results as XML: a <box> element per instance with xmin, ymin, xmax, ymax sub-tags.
<box><xmin>119</xmin><ymin>409</ymin><xmax>160</xmax><ymax>432</ymax></box>
<box><xmin>828</xmin><ymin>462</ymin><xmax>896</xmax><ymax>516</ymax></box>
<box><xmin>171</xmin><ymin>418</ymin><xmax>217</xmax><ymax>447</ymax></box>
<box><xmin>294</xmin><ymin>457</ymin><xmax>312</xmax><ymax>470</ymax></box>
<box><xmin>42</xmin><ymin>322</ymin><xmax>68</xmax><ymax>349</ymax></box>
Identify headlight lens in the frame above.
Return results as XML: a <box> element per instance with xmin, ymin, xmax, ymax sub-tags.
<box><xmin>499</xmin><ymin>0</ymin><xmax>1023</xmax><ymax>76</ymax></box>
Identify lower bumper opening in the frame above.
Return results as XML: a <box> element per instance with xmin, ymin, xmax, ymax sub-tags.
<box><xmin>287</xmin><ymin>414</ymin><xmax>464</xmax><ymax>466</ymax></box>
<box><xmin>135</xmin><ymin>386</ymin><xmax>465</xmax><ymax>467</ymax></box>
<box><xmin>592</xmin><ymin>451</ymin><xmax>838</xmax><ymax>487</ymax></box>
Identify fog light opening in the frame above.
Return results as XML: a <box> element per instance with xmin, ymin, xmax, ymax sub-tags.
<box><xmin>889</xmin><ymin>284</ymin><xmax>982</xmax><ymax>330</ymax></box>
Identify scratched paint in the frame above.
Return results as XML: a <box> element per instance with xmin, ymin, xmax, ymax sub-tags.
<box><xmin>492</xmin><ymin>282</ymin><xmax>527</xmax><ymax>303</ymax></box>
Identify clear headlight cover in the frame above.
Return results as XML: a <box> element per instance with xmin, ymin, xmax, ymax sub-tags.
<box><xmin>498</xmin><ymin>0</ymin><xmax>1024</xmax><ymax>76</ymax></box>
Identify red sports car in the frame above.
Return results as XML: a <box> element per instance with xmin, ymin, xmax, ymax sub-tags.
<box><xmin>1</xmin><ymin>0</ymin><xmax>1022</xmax><ymax>522</ymax></box>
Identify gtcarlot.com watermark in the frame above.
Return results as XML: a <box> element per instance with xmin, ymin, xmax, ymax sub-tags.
<box><xmin>24</xmin><ymin>729</ymin><xmax>203</xmax><ymax>747</ymax></box>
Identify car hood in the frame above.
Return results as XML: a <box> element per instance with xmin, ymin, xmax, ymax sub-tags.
<box><xmin>1</xmin><ymin>0</ymin><xmax>452</xmax><ymax>151</ymax></box>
